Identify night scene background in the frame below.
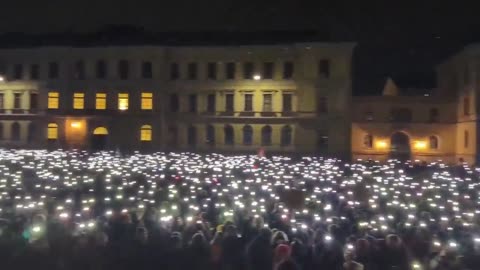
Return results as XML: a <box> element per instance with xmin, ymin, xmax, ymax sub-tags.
<box><xmin>1</xmin><ymin>0</ymin><xmax>478</xmax><ymax>95</ymax></box>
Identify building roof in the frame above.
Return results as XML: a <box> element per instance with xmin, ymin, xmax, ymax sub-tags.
<box><xmin>0</xmin><ymin>27</ymin><xmax>353</xmax><ymax>48</ymax></box>
<box><xmin>382</xmin><ymin>77</ymin><xmax>399</xmax><ymax>96</ymax></box>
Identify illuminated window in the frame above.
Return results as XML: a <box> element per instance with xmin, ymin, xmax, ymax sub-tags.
<box><xmin>141</xmin><ymin>92</ymin><xmax>153</xmax><ymax>110</ymax></box>
<box><xmin>47</xmin><ymin>123</ymin><xmax>58</xmax><ymax>140</ymax></box>
<box><xmin>96</xmin><ymin>93</ymin><xmax>107</xmax><ymax>110</ymax></box>
<box><xmin>140</xmin><ymin>125</ymin><xmax>152</xmax><ymax>141</ymax></box>
<box><xmin>73</xmin><ymin>93</ymin><xmax>84</xmax><ymax>109</ymax></box>
<box><xmin>118</xmin><ymin>93</ymin><xmax>129</xmax><ymax>110</ymax></box>
<box><xmin>48</xmin><ymin>92</ymin><xmax>59</xmax><ymax>109</ymax></box>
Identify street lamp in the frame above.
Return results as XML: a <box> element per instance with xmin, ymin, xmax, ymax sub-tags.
<box><xmin>253</xmin><ymin>74</ymin><xmax>261</xmax><ymax>80</ymax></box>
<box><xmin>0</xmin><ymin>76</ymin><xmax>4</xmax><ymax>82</ymax></box>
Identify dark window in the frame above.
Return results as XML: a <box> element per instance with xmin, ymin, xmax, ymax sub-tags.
<box><xmin>0</xmin><ymin>123</ymin><xmax>3</xmax><ymax>140</ymax></box>
<box><xmin>170</xmin><ymin>63</ymin><xmax>179</xmax><ymax>80</ymax></box>
<box><xmin>281</xmin><ymin>125</ymin><xmax>292</xmax><ymax>146</ymax></box>
<box><xmin>13</xmin><ymin>64</ymin><xmax>23</xmax><ymax>80</ymax></box>
<box><xmin>317</xmin><ymin>134</ymin><xmax>329</xmax><ymax>150</ymax></box>
<box><xmin>261</xmin><ymin>125</ymin><xmax>272</xmax><ymax>146</ymax></box>
<box><xmin>390</xmin><ymin>108</ymin><xmax>412</xmax><ymax>122</ymax></box>
<box><xmin>244</xmin><ymin>94</ymin><xmax>253</xmax><ymax>111</ymax></box>
<box><xmin>189</xmin><ymin>94</ymin><xmax>197</xmax><ymax>113</ymax></box>
<box><xmin>263</xmin><ymin>94</ymin><xmax>272</xmax><ymax>112</ymax></box>
<box><xmin>207</xmin><ymin>62</ymin><xmax>217</xmax><ymax>80</ymax></box>
<box><xmin>14</xmin><ymin>93</ymin><xmax>21</xmax><ymax>109</ymax></box>
<box><xmin>429</xmin><ymin>136</ymin><xmax>438</xmax><ymax>149</ymax></box>
<box><xmin>263</xmin><ymin>62</ymin><xmax>274</xmax><ymax>79</ymax></box>
<box><xmin>142</xmin><ymin>61</ymin><xmax>152</xmax><ymax>79</ymax></box>
<box><xmin>187</xmin><ymin>126</ymin><xmax>197</xmax><ymax>147</ymax></box>
<box><xmin>206</xmin><ymin>125</ymin><xmax>215</xmax><ymax>145</ymax></box>
<box><xmin>170</xmin><ymin>94</ymin><xmax>179</xmax><ymax>112</ymax></box>
<box><xmin>30</xmin><ymin>64</ymin><xmax>39</xmax><ymax>80</ymax></box>
<box><xmin>27</xmin><ymin>123</ymin><xmax>35</xmax><ymax>143</ymax></box>
<box><xmin>207</xmin><ymin>94</ymin><xmax>216</xmax><ymax>113</ymax></box>
<box><xmin>225</xmin><ymin>93</ymin><xmax>234</xmax><ymax>112</ymax></box>
<box><xmin>224</xmin><ymin>125</ymin><xmax>234</xmax><ymax>145</ymax></box>
<box><xmin>0</xmin><ymin>93</ymin><xmax>4</xmax><ymax>109</ymax></box>
<box><xmin>318</xmin><ymin>97</ymin><xmax>328</xmax><ymax>113</ymax></box>
<box><xmin>464</xmin><ymin>130</ymin><xmax>469</xmax><ymax>148</ymax></box>
<box><xmin>464</xmin><ymin>65</ymin><xmax>469</xmax><ymax>84</ymax></box>
<box><xmin>283</xmin><ymin>61</ymin><xmax>294</xmax><ymax>79</ymax></box>
<box><xmin>168</xmin><ymin>125</ymin><xmax>178</xmax><ymax>146</ymax></box>
<box><xmin>48</xmin><ymin>62</ymin><xmax>59</xmax><ymax>79</ymax></box>
<box><xmin>11</xmin><ymin>122</ymin><xmax>20</xmax><ymax>141</ymax></box>
<box><xmin>187</xmin><ymin>62</ymin><xmax>197</xmax><ymax>80</ymax></box>
<box><xmin>118</xmin><ymin>60</ymin><xmax>129</xmax><ymax>79</ymax></box>
<box><xmin>225</xmin><ymin>62</ymin><xmax>235</xmax><ymax>79</ymax></box>
<box><xmin>282</xmin><ymin>93</ymin><xmax>292</xmax><ymax>112</ymax></box>
<box><xmin>74</xmin><ymin>61</ymin><xmax>85</xmax><ymax>80</ymax></box>
<box><xmin>318</xmin><ymin>59</ymin><xmax>330</xmax><ymax>78</ymax></box>
<box><xmin>96</xmin><ymin>60</ymin><xmax>107</xmax><ymax>79</ymax></box>
<box><xmin>243</xmin><ymin>125</ymin><xmax>253</xmax><ymax>145</ymax></box>
<box><xmin>365</xmin><ymin>111</ymin><xmax>374</xmax><ymax>121</ymax></box>
<box><xmin>464</xmin><ymin>97</ymin><xmax>470</xmax><ymax>116</ymax></box>
<box><xmin>30</xmin><ymin>93</ymin><xmax>38</xmax><ymax>110</ymax></box>
<box><xmin>429</xmin><ymin>108</ymin><xmax>439</xmax><ymax>122</ymax></box>
<box><xmin>243</xmin><ymin>62</ymin><xmax>254</xmax><ymax>79</ymax></box>
<box><xmin>364</xmin><ymin>134</ymin><xmax>373</xmax><ymax>148</ymax></box>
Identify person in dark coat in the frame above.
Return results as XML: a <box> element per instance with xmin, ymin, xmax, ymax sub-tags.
<box><xmin>184</xmin><ymin>232</ymin><xmax>212</xmax><ymax>270</ymax></box>
<box><xmin>246</xmin><ymin>228</ymin><xmax>273</xmax><ymax>270</ymax></box>
<box><xmin>220</xmin><ymin>225</ymin><xmax>245</xmax><ymax>270</ymax></box>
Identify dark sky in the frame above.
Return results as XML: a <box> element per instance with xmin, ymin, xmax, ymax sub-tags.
<box><xmin>1</xmin><ymin>1</ymin><xmax>478</xmax><ymax>95</ymax></box>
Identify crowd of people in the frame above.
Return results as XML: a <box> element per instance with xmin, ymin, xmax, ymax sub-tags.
<box><xmin>0</xmin><ymin>149</ymin><xmax>479</xmax><ymax>270</ymax></box>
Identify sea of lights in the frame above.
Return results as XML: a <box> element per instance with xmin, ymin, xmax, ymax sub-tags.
<box><xmin>0</xmin><ymin>149</ymin><xmax>478</xmax><ymax>254</ymax></box>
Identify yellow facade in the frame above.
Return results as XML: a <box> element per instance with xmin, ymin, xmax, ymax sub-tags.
<box><xmin>0</xmin><ymin>43</ymin><xmax>355</xmax><ymax>155</ymax></box>
<box><xmin>351</xmin><ymin>53</ymin><xmax>480</xmax><ymax>164</ymax></box>
<box><xmin>1</xmin><ymin>41</ymin><xmax>478</xmax><ymax>163</ymax></box>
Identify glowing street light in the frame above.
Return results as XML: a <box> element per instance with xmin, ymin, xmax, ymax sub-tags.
<box><xmin>253</xmin><ymin>74</ymin><xmax>261</xmax><ymax>80</ymax></box>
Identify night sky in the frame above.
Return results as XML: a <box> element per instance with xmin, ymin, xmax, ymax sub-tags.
<box><xmin>1</xmin><ymin>1</ymin><xmax>478</xmax><ymax>95</ymax></box>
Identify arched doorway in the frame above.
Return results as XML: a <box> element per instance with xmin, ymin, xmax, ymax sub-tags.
<box><xmin>390</xmin><ymin>132</ymin><xmax>410</xmax><ymax>160</ymax></box>
<box><xmin>91</xmin><ymin>127</ymin><xmax>108</xmax><ymax>151</ymax></box>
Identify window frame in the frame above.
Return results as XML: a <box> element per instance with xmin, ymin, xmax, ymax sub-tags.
<box><xmin>73</xmin><ymin>92</ymin><xmax>85</xmax><ymax>110</ymax></box>
<box><xmin>47</xmin><ymin>123</ymin><xmax>58</xmax><ymax>140</ymax></box>
<box><xmin>48</xmin><ymin>92</ymin><xmax>59</xmax><ymax>109</ymax></box>
<box><xmin>140</xmin><ymin>125</ymin><xmax>152</xmax><ymax>141</ymax></box>
<box><xmin>96</xmin><ymin>93</ymin><xmax>107</xmax><ymax>110</ymax></box>
<box><xmin>141</xmin><ymin>92</ymin><xmax>153</xmax><ymax>110</ymax></box>
<box><xmin>118</xmin><ymin>93</ymin><xmax>129</xmax><ymax>111</ymax></box>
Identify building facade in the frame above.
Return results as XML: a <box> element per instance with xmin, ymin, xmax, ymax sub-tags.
<box><xmin>0</xmin><ymin>42</ymin><xmax>355</xmax><ymax>157</ymax></box>
<box><xmin>2</xmin><ymin>40</ymin><xmax>478</xmax><ymax>164</ymax></box>
<box><xmin>351</xmin><ymin>43</ymin><xmax>480</xmax><ymax>164</ymax></box>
